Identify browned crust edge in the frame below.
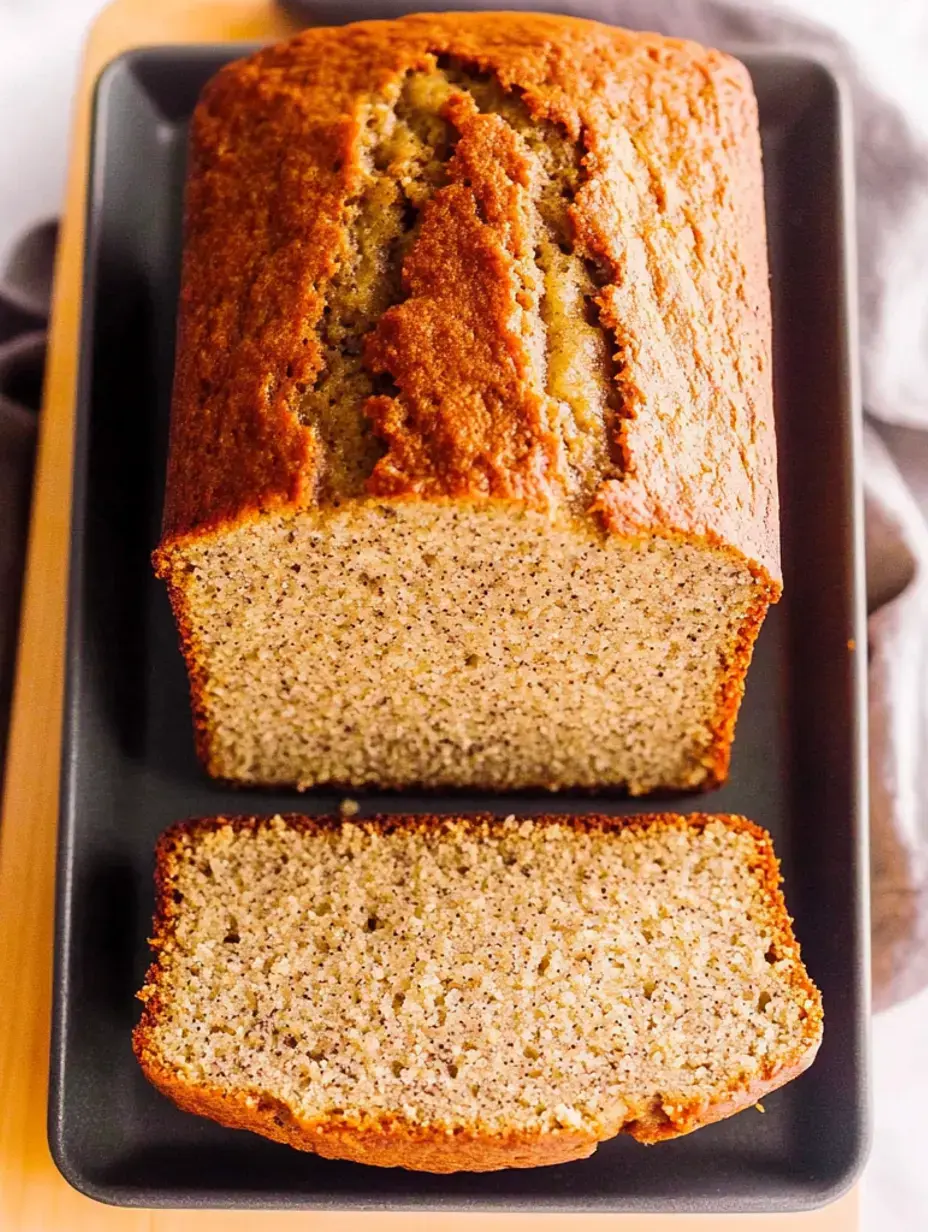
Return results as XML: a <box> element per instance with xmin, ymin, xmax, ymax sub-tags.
<box><xmin>133</xmin><ymin>812</ymin><xmax>823</xmax><ymax>1171</ymax></box>
<box><xmin>153</xmin><ymin>545</ymin><xmax>220</xmax><ymax>775</ymax></box>
<box><xmin>700</xmin><ymin>571</ymin><xmax>780</xmax><ymax>790</ymax></box>
<box><xmin>129</xmin><ymin>1055</ymin><xmax>601</xmax><ymax>1172</ymax></box>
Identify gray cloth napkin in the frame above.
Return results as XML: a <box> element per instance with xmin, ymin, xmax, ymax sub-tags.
<box><xmin>0</xmin><ymin>222</ymin><xmax>53</xmax><ymax>788</ymax></box>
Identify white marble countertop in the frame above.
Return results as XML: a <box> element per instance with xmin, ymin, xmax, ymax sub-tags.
<box><xmin>3</xmin><ymin>1</ymin><xmax>927</xmax><ymax>1228</ymax></box>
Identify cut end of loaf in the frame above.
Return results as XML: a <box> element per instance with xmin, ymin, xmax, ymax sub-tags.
<box><xmin>134</xmin><ymin>813</ymin><xmax>822</xmax><ymax>1171</ymax></box>
<box><xmin>156</xmin><ymin>503</ymin><xmax>770</xmax><ymax>792</ymax></box>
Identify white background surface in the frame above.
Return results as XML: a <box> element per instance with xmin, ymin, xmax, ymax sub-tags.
<box><xmin>2</xmin><ymin>1</ymin><xmax>927</xmax><ymax>1227</ymax></box>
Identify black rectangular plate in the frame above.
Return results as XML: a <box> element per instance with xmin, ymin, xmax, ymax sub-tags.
<box><xmin>50</xmin><ymin>33</ymin><xmax>869</xmax><ymax>1214</ymax></box>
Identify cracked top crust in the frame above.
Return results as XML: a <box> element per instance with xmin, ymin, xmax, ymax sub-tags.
<box><xmin>159</xmin><ymin>12</ymin><xmax>779</xmax><ymax>586</ymax></box>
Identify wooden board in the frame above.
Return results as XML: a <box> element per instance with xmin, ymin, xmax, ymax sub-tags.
<box><xmin>0</xmin><ymin>0</ymin><xmax>859</xmax><ymax>1227</ymax></box>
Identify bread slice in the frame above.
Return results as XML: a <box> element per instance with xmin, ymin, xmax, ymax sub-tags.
<box><xmin>154</xmin><ymin>14</ymin><xmax>779</xmax><ymax>794</ymax></box>
<box><xmin>134</xmin><ymin>814</ymin><xmax>822</xmax><ymax>1172</ymax></box>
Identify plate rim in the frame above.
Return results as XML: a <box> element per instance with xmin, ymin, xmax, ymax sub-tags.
<box><xmin>48</xmin><ymin>39</ymin><xmax>869</xmax><ymax>1213</ymax></box>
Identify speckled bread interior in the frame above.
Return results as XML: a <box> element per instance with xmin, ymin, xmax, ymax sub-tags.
<box><xmin>133</xmin><ymin>813</ymin><xmax>823</xmax><ymax>1172</ymax></box>
<box><xmin>164</xmin><ymin>506</ymin><xmax>763</xmax><ymax>791</ymax></box>
<box><xmin>155</xmin><ymin>14</ymin><xmax>780</xmax><ymax>792</ymax></box>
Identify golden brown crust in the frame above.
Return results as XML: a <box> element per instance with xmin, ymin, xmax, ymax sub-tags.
<box><xmin>159</xmin><ymin>12</ymin><xmax>778</xmax><ymax>586</ymax></box>
<box><xmin>155</xmin><ymin>552</ymin><xmax>218</xmax><ymax>774</ymax></box>
<box><xmin>129</xmin><ymin>1054</ymin><xmax>601</xmax><ymax>1172</ymax></box>
<box><xmin>134</xmin><ymin>813</ymin><xmax>822</xmax><ymax>1170</ymax></box>
<box><xmin>702</xmin><ymin>576</ymin><xmax>779</xmax><ymax>787</ymax></box>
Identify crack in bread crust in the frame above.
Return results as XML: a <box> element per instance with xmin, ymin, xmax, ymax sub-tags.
<box><xmin>440</xmin><ymin>63</ymin><xmax>628</xmax><ymax>489</ymax></box>
<box><xmin>297</xmin><ymin>69</ymin><xmax>459</xmax><ymax>499</ymax></box>
<box><xmin>295</xmin><ymin>59</ymin><xmax>631</xmax><ymax>511</ymax></box>
<box><xmin>358</xmin><ymin>62</ymin><xmax>626</xmax><ymax>510</ymax></box>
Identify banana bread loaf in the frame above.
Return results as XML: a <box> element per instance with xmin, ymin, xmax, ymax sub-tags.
<box><xmin>154</xmin><ymin>13</ymin><xmax>779</xmax><ymax>792</ymax></box>
<box><xmin>134</xmin><ymin>812</ymin><xmax>821</xmax><ymax>1172</ymax></box>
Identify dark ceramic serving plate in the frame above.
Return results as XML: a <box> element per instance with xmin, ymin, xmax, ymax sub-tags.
<box><xmin>50</xmin><ymin>30</ymin><xmax>869</xmax><ymax>1214</ymax></box>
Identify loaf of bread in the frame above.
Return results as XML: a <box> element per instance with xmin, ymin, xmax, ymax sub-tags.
<box><xmin>134</xmin><ymin>813</ymin><xmax>821</xmax><ymax>1172</ymax></box>
<box><xmin>154</xmin><ymin>13</ymin><xmax>778</xmax><ymax>792</ymax></box>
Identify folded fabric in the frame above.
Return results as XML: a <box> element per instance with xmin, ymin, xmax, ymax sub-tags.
<box><xmin>0</xmin><ymin>328</ymin><xmax>44</xmax><ymax>785</ymax></box>
<box><xmin>0</xmin><ymin>217</ymin><xmax>54</xmax><ymax>783</ymax></box>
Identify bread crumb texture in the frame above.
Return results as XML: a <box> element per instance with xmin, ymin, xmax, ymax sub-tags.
<box><xmin>134</xmin><ymin>814</ymin><xmax>822</xmax><ymax>1171</ymax></box>
<box><xmin>155</xmin><ymin>13</ymin><xmax>779</xmax><ymax>793</ymax></box>
<box><xmin>169</xmin><ymin>505</ymin><xmax>762</xmax><ymax>792</ymax></box>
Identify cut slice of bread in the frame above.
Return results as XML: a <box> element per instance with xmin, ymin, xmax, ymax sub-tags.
<box><xmin>134</xmin><ymin>814</ymin><xmax>822</xmax><ymax>1172</ymax></box>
